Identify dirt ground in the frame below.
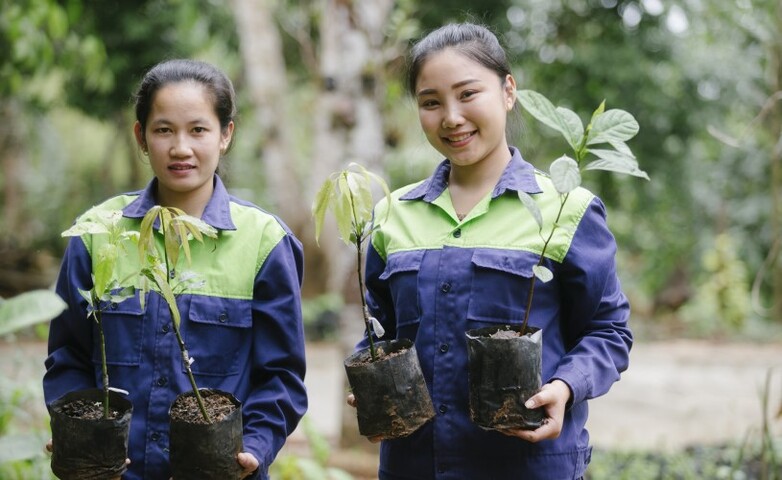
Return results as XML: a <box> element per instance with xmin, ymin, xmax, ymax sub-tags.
<box><xmin>4</xmin><ymin>338</ymin><xmax>781</xmax><ymax>476</ymax></box>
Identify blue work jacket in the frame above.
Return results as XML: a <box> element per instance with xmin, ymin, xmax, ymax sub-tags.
<box><xmin>43</xmin><ymin>175</ymin><xmax>307</xmax><ymax>479</ymax></box>
<box><xmin>362</xmin><ymin>147</ymin><xmax>632</xmax><ymax>479</ymax></box>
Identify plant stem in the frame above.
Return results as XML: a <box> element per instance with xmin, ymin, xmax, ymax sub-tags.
<box><xmin>346</xmin><ymin>176</ymin><xmax>378</xmax><ymax>361</ymax></box>
<box><xmin>94</xmin><ymin>308</ymin><xmax>110</xmax><ymax>420</ymax></box>
<box><xmin>164</xmin><ymin>243</ymin><xmax>211</xmax><ymax>423</ymax></box>
<box><xmin>521</xmin><ymin>193</ymin><xmax>570</xmax><ymax>333</ymax></box>
<box><xmin>355</xmin><ymin>235</ymin><xmax>377</xmax><ymax>361</ymax></box>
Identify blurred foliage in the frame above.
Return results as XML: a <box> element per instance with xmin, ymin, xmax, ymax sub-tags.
<box><xmin>1</xmin><ymin>0</ymin><xmax>782</xmax><ymax>334</ymax></box>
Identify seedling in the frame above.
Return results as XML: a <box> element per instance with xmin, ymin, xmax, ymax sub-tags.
<box><xmin>136</xmin><ymin>205</ymin><xmax>218</xmax><ymax>422</ymax></box>
<box><xmin>61</xmin><ymin>209</ymin><xmax>138</xmax><ymax>419</ymax></box>
<box><xmin>312</xmin><ymin>163</ymin><xmax>391</xmax><ymax>361</ymax></box>
<box><xmin>515</xmin><ymin>90</ymin><xmax>648</xmax><ymax>333</ymax></box>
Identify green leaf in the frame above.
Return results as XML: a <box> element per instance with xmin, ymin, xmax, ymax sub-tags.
<box><xmin>516</xmin><ymin>90</ymin><xmax>583</xmax><ymax>148</ymax></box>
<box><xmin>61</xmin><ymin>221</ymin><xmax>109</xmax><ymax>237</ymax></box>
<box><xmin>587</xmin><ymin>109</ymin><xmax>639</xmax><ymax>145</ymax></box>
<box><xmin>335</xmin><ymin>174</ymin><xmax>356</xmax><ymax>246</ymax></box>
<box><xmin>533</xmin><ymin>265</ymin><xmax>553</xmax><ymax>283</ymax></box>
<box><xmin>0</xmin><ymin>290</ymin><xmax>67</xmax><ymax>337</ymax></box>
<box><xmin>555</xmin><ymin>106</ymin><xmax>584</xmax><ymax>151</ymax></box>
<box><xmin>550</xmin><ymin>156</ymin><xmax>581</xmax><ymax>194</ymax></box>
<box><xmin>312</xmin><ymin>178</ymin><xmax>336</xmax><ymax>243</ymax></box>
<box><xmin>517</xmin><ymin>190</ymin><xmax>543</xmax><ymax>230</ymax></box>
<box><xmin>585</xmin><ymin>150</ymin><xmax>650</xmax><ymax>180</ymax></box>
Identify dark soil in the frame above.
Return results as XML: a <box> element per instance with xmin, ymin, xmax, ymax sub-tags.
<box><xmin>60</xmin><ymin>398</ymin><xmax>121</xmax><ymax>420</ymax></box>
<box><xmin>170</xmin><ymin>390</ymin><xmax>237</xmax><ymax>425</ymax></box>
<box><xmin>489</xmin><ymin>329</ymin><xmax>522</xmax><ymax>339</ymax></box>
<box><xmin>348</xmin><ymin>344</ymin><xmax>406</xmax><ymax>367</ymax></box>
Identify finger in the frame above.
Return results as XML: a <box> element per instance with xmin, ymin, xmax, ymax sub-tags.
<box><xmin>237</xmin><ymin>452</ymin><xmax>260</xmax><ymax>477</ymax></box>
<box><xmin>45</xmin><ymin>439</ymin><xmax>53</xmax><ymax>453</ymax></box>
<box><xmin>346</xmin><ymin>394</ymin><xmax>357</xmax><ymax>408</ymax></box>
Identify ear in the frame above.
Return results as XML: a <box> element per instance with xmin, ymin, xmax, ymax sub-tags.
<box><xmin>220</xmin><ymin>121</ymin><xmax>235</xmax><ymax>153</ymax></box>
<box><xmin>503</xmin><ymin>74</ymin><xmax>517</xmax><ymax>111</ymax></box>
<box><xmin>133</xmin><ymin>122</ymin><xmax>146</xmax><ymax>151</ymax></box>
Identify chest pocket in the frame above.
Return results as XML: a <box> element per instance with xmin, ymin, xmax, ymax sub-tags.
<box><xmin>182</xmin><ymin>296</ymin><xmax>252</xmax><ymax>376</ymax></box>
<box><xmin>94</xmin><ymin>295</ymin><xmax>145</xmax><ymax>366</ymax></box>
<box><xmin>467</xmin><ymin>249</ymin><xmax>537</xmax><ymax>325</ymax></box>
<box><xmin>378</xmin><ymin>251</ymin><xmax>423</xmax><ymax>329</ymax></box>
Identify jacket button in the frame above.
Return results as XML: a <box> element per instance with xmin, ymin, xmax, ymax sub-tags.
<box><xmin>162</xmin><ymin>323</ymin><xmax>170</xmax><ymax>333</ymax></box>
<box><xmin>438</xmin><ymin>404</ymin><xmax>447</xmax><ymax>414</ymax></box>
<box><xmin>453</xmin><ymin>229</ymin><xmax>462</xmax><ymax>238</ymax></box>
<box><xmin>151</xmin><ymin>432</ymin><xmax>160</xmax><ymax>441</ymax></box>
<box><xmin>156</xmin><ymin>377</ymin><xmax>167</xmax><ymax>387</ymax></box>
<box><xmin>439</xmin><ymin>343</ymin><xmax>449</xmax><ymax>353</ymax></box>
<box><xmin>440</xmin><ymin>283</ymin><xmax>451</xmax><ymax>293</ymax></box>
<box><xmin>218</xmin><ymin>313</ymin><xmax>228</xmax><ymax>323</ymax></box>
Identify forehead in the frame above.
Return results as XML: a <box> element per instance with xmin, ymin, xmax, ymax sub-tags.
<box><xmin>415</xmin><ymin>48</ymin><xmax>496</xmax><ymax>92</ymax></box>
<box><xmin>149</xmin><ymin>81</ymin><xmax>216</xmax><ymax>119</ymax></box>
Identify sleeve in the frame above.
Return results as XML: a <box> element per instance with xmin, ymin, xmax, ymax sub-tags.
<box><xmin>358</xmin><ymin>241</ymin><xmax>396</xmax><ymax>350</ymax></box>
<box><xmin>43</xmin><ymin>237</ymin><xmax>98</xmax><ymax>405</ymax></box>
<box><xmin>550</xmin><ymin>197</ymin><xmax>633</xmax><ymax>405</ymax></box>
<box><xmin>241</xmin><ymin>232</ymin><xmax>308</xmax><ymax>475</ymax></box>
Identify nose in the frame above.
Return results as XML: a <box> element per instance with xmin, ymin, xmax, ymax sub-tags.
<box><xmin>442</xmin><ymin>103</ymin><xmax>464</xmax><ymax>129</ymax></box>
<box><xmin>169</xmin><ymin>133</ymin><xmax>193</xmax><ymax>157</ymax></box>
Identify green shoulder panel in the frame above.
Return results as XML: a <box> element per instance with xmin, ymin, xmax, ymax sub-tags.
<box><xmin>370</xmin><ymin>174</ymin><xmax>594</xmax><ymax>264</ymax></box>
<box><xmin>79</xmin><ymin>197</ymin><xmax>286</xmax><ymax>300</ymax></box>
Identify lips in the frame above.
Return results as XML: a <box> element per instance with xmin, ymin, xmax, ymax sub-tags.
<box><xmin>443</xmin><ymin>131</ymin><xmax>475</xmax><ymax>146</ymax></box>
<box><xmin>168</xmin><ymin>163</ymin><xmax>195</xmax><ymax>171</ymax></box>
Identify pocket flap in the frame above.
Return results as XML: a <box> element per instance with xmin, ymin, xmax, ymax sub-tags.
<box><xmin>471</xmin><ymin>249</ymin><xmax>534</xmax><ymax>278</ymax></box>
<box><xmin>189</xmin><ymin>296</ymin><xmax>252</xmax><ymax>329</ymax></box>
<box><xmin>379</xmin><ymin>250</ymin><xmax>425</xmax><ymax>280</ymax></box>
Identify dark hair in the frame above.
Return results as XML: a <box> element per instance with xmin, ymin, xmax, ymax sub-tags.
<box><xmin>134</xmin><ymin>59</ymin><xmax>236</xmax><ymax>143</ymax></box>
<box><xmin>406</xmin><ymin>23</ymin><xmax>512</xmax><ymax>96</ymax></box>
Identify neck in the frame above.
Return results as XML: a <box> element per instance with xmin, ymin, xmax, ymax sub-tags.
<box><xmin>448</xmin><ymin>147</ymin><xmax>511</xmax><ymax>216</ymax></box>
<box><xmin>155</xmin><ymin>184</ymin><xmax>213</xmax><ymax>218</ymax></box>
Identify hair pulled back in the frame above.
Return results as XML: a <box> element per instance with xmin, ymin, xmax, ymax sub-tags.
<box><xmin>134</xmin><ymin>59</ymin><xmax>236</xmax><ymax>137</ymax></box>
<box><xmin>406</xmin><ymin>23</ymin><xmax>512</xmax><ymax>96</ymax></box>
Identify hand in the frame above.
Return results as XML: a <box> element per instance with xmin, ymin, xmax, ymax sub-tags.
<box><xmin>500</xmin><ymin>380</ymin><xmax>572</xmax><ymax>443</ymax></box>
<box><xmin>346</xmin><ymin>394</ymin><xmax>383</xmax><ymax>443</ymax></box>
<box><xmin>238</xmin><ymin>452</ymin><xmax>259</xmax><ymax>479</ymax></box>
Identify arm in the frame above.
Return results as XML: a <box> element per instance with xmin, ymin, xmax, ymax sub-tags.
<box><xmin>551</xmin><ymin>197</ymin><xmax>633</xmax><ymax>405</ymax></box>
<box><xmin>43</xmin><ymin>237</ymin><xmax>97</xmax><ymax>405</ymax></box>
<box><xmin>241</xmin><ymin>233</ymin><xmax>307</xmax><ymax>475</ymax></box>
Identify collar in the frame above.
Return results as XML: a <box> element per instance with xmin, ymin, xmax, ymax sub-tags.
<box><xmin>400</xmin><ymin>146</ymin><xmax>542</xmax><ymax>203</ymax></box>
<box><xmin>122</xmin><ymin>175</ymin><xmax>237</xmax><ymax>231</ymax></box>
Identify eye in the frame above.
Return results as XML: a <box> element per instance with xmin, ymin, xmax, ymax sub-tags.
<box><xmin>154</xmin><ymin>127</ymin><xmax>171</xmax><ymax>134</ymax></box>
<box><xmin>419</xmin><ymin>99</ymin><xmax>440</xmax><ymax>109</ymax></box>
<box><xmin>192</xmin><ymin>126</ymin><xmax>207</xmax><ymax>133</ymax></box>
<box><xmin>460</xmin><ymin>90</ymin><xmax>478</xmax><ymax>100</ymax></box>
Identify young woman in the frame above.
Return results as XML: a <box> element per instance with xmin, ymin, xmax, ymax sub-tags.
<box><xmin>356</xmin><ymin>23</ymin><xmax>632</xmax><ymax>479</ymax></box>
<box><xmin>44</xmin><ymin>59</ymin><xmax>307</xmax><ymax>480</ymax></box>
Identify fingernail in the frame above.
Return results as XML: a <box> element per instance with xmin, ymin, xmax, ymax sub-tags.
<box><xmin>525</xmin><ymin>399</ymin><xmax>535</xmax><ymax>408</ymax></box>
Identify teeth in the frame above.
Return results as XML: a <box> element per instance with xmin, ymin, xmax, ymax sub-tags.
<box><xmin>448</xmin><ymin>132</ymin><xmax>472</xmax><ymax>142</ymax></box>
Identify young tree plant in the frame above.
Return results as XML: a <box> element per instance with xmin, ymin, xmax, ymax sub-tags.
<box><xmin>515</xmin><ymin>90</ymin><xmax>649</xmax><ymax>334</ymax></box>
<box><xmin>312</xmin><ymin>163</ymin><xmax>391</xmax><ymax>361</ymax></box>
<box><xmin>61</xmin><ymin>210</ymin><xmax>138</xmax><ymax>419</ymax></box>
<box><xmin>136</xmin><ymin>206</ymin><xmax>218</xmax><ymax>422</ymax></box>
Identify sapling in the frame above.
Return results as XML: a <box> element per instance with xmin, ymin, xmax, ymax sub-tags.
<box><xmin>515</xmin><ymin>90</ymin><xmax>648</xmax><ymax>334</ymax></box>
<box><xmin>312</xmin><ymin>162</ymin><xmax>391</xmax><ymax>361</ymax></box>
<box><xmin>136</xmin><ymin>205</ymin><xmax>218</xmax><ymax>422</ymax></box>
<box><xmin>61</xmin><ymin>209</ymin><xmax>138</xmax><ymax>419</ymax></box>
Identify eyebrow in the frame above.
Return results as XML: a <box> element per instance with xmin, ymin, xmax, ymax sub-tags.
<box><xmin>416</xmin><ymin>78</ymin><xmax>481</xmax><ymax>97</ymax></box>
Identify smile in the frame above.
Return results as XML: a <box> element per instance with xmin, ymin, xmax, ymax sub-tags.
<box><xmin>443</xmin><ymin>131</ymin><xmax>475</xmax><ymax>145</ymax></box>
<box><xmin>169</xmin><ymin>163</ymin><xmax>195</xmax><ymax>171</ymax></box>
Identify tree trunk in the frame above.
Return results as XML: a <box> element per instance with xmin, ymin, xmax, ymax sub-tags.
<box><xmin>0</xmin><ymin>100</ymin><xmax>24</xmax><ymax>243</ymax></box>
<box><xmin>310</xmin><ymin>0</ymin><xmax>395</xmax><ymax>297</ymax></box>
<box><xmin>229</xmin><ymin>0</ymin><xmax>395</xmax><ymax>298</ymax></box>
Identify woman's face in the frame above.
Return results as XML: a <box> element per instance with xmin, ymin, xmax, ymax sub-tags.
<box><xmin>134</xmin><ymin>81</ymin><xmax>233</xmax><ymax>208</ymax></box>
<box><xmin>415</xmin><ymin>48</ymin><xmax>516</xmax><ymax>170</ymax></box>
